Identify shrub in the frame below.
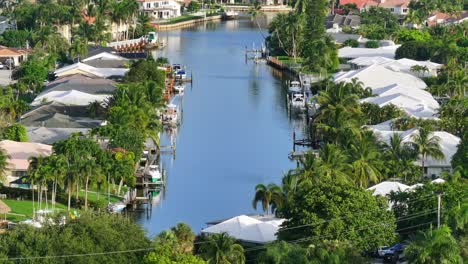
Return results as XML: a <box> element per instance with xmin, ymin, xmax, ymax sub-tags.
<box><xmin>365</xmin><ymin>40</ymin><xmax>379</xmax><ymax>48</ymax></box>
<box><xmin>343</xmin><ymin>38</ymin><xmax>359</xmax><ymax>47</ymax></box>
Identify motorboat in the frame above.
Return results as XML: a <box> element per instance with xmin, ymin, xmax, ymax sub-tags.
<box><xmin>174</xmin><ymin>84</ymin><xmax>185</xmax><ymax>93</ymax></box>
<box><xmin>108</xmin><ymin>203</ymin><xmax>126</xmax><ymax>213</ymax></box>
<box><xmin>175</xmin><ymin>69</ymin><xmax>187</xmax><ymax>80</ymax></box>
<box><xmin>291</xmin><ymin>92</ymin><xmax>306</xmax><ymax>109</ymax></box>
<box><xmin>148</xmin><ymin>165</ymin><xmax>162</xmax><ymax>183</ymax></box>
<box><xmin>222</xmin><ymin>10</ymin><xmax>239</xmax><ymax>20</ymax></box>
<box><xmin>162</xmin><ymin>104</ymin><xmax>179</xmax><ymax>126</ymax></box>
<box><xmin>288</xmin><ymin>81</ymin><xmax>301</xmax><ymax>93</ymax></box>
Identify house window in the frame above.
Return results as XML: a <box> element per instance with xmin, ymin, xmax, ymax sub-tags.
<box><xmin>154</xmin><ymin>2</ymin><xmax>159</xmax><ymax>7</ymax></box>
<box><xmin>402</xmin><ymin>8</ymin><xmax>408</xmax><ymax>13</ymax></box>
<box><xmin>146</xmin><ymin>3</ymin><xmax>151</xmax><ymax>8</ymax></box>
<box><xmin>390</xmin><ymin>8</ymin><xmax>395</xmax><ymax>12</ymax></box>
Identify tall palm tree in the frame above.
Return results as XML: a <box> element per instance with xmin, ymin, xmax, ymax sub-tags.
<box><xmin>405</xmin><ymin>225</ymin><xmax>462</xmax><ymax>263</ymax></box>
<box><xmin>0</xmin><ymin>147</ymin><xmax>9</xmax><ymax>184</ymax></box>
<box><xmin>248</xmin><ymin>1</ymin><xmax>265</xmax><ymax>38</ymax></box>
<box><xmin>410</xmin><ymin>127</ymin><xmax>445</xmax><ymax>178</ymax></box>
<box><xmin>349</xmin><ymin>130</ymin><xmax>383</xmax><ymax>187</ymax></box>
<box><xmin>384</xmin><ymin>133</ymin><xmax>417</xmax><ymax>181</ymax></box>
<box><xmin>171</xmin><ymin>223</ymin><xmax>196</xmax><ymax>254</ymax></box>
<box><xmin>252</xmin><ymin>183</ymin><xmax>283</xmax><ymax>215</ymax></box>
<box><xmin>199</xmin><ymin>233</ymin><xmax>245</xmax><ymax>264</ymax></box>
<box><xmin>312</xmin><ymin>143</ymin><xmax>352</xmax><ymax>184</ymax></box>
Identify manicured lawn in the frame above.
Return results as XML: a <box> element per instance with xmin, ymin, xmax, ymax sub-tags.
<box><xmin>276</xmin><ymin>56</ymin><xmax>304</xmax><ymax>66</ymax></box>
<box><xmin>159</xmin><ymin>15</ymin><xmax>204</xmax><ymax>25</ymax></box>
<box><xmin>78</xmin><ymin>190</ymin><xmax>121</xmax><ymax>204</ymax></box>
<box><xmin>2</xmin><ymin>199</ymin><xmax>68</xmax><ymax>222</ymax></box>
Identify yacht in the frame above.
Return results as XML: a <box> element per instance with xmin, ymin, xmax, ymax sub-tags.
<box><xmin>174</xmin><ymin>84</ymin><xmax>185</xmax><ymax>93</ymax></box>
<box><xmin>148</xmin><ymin>165</ymin><xmax>162</xmax><ymax>183</ymax></box>
<box><xmin>162</xmin><ymin>104</ymin><xmax>179</xmax><ymax>126</ymax></box>
<box><xmin>291</xmin><ymin>92</ymin><xmax>306</xmax><ymax>109</ymax></box>
<box><xmin>288</xmin><ymin>81</ymin><xmax>301</xmax><ymax>93</ymax></box>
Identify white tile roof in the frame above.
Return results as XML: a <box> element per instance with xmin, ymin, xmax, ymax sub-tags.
<box><xmin>82</xmin><ymin>52</ymin><xmax>127</xmax><ymax>62</ymax></box>
<box><xmin>31</xmin><ymin>90</ymin><xmax>111</xmax><ymax>106</ymax></box>
<box><xmin>367</xmin><ymin>181</ymin><xmax>410</xmax><ymax>196</ymax></box>
<box><xmin>54</xmin><ymin>62</ymin><xmax>128</xmax><ymax>78</ymax></box>
<box><xmin>201</xmin><ymin>215</ymin><xmax>285</xmax><ymax>244</ymax></box>
<box><xmin>338</xmin><ymin>45</ymin><xmax>400</xmax><ymax>59</ymax></box>
<box><xmin>370</xmin><ymin>128</ymin><xmax>460</xmax><ymax>168</ymax></box>
<box><xmin>360</xmin><ymin>83</ymin><xmax>439</xmax><ymax>119</ymax></box>
<box><xmin>334</xmin><ymin>64</ymin><xmax>427</xmax><ymax>90</ymax></box>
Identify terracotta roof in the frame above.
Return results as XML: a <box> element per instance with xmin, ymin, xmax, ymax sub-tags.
<box><xmin>340</xmin><ymin>0</ymin><xmax>410</xmax><ymax>9</ymax></box>
<box><xmin>339</xmin><ymin>0</ymin><xmax>368</xmax><ymax>9</ymax></box>
<box><xmin>365</xmin><ymin>0</ymin><xmax>410</xmax><ymax>8</ymax></box>
<box><xmin>0</xmin><ymin>140</ymin><xmax>52</xmax><ymax>171</ymax></box>
<box><xmin>427</xmin><ymin>11</ymin><xmax>468</xmax><ymax>26</ymax></box>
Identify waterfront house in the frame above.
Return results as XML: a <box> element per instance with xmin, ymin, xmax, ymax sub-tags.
<box><xmin>425</xmin><ymin>11</ymin><xmax>468</xmax><ymax>27</ymax></box>
<box><xmin>54</xmin><ymin>62</ymin><xmax>128</xmax><ymax>79</ymax></box>
<box><xmin>369</xmin><ymin>127</ymin><xmax>461</xmax><ymax>178</ymax></box>
<box><xmin>0</xmin><ymin>140</ymin><xmax>52</xmax><ymax>185</ymax></box>
<box><xmin>334</xmin><ymin>64</ymin><xmax>427</xmax><ymax>90</ymax></box>
<box><xmin>20</xmin><ymin>102</ymin><xmax>103</xmax><ymax>129</ymax></box>
<box><xmin>326</xmin><ymin>14</ymin><xmax>361</xmax><ymax>32</ymax></box>
<box><xmin>339</xmin><ymin>0</ymin><xmax>410</xmax><ymax>15</ymax></box>
<box><xmin>202</xmin><ymin>215</ymin><xmax>285</xmax><ymax>245</ymax></box>
<box><xmin>338</xmin><ymin>45</ymin><xmax>400</xmax><ymax>59</ymax></box>
<box><xmin>359</xmin><ymin>83</ymin><xmax>439</xmax><ymax>119</ymax></box>
<box><xmin>138</xmin><ymin>0</ymin><xmax>181</xmax><ymax>20</ymax></box>
<box><xmin>348</xmin><ymin>57</ymin><xmax>442</xmax><ymax>77</ymax></box>
<box><xmin>82</xmin><ymin>52</ymin><xmax>129</xmax><ymax>68</ymax></box>
<box><xmin>26</xmin><ymin>127</ymin><xmax>90</xmax><ymax>145</ymax></box>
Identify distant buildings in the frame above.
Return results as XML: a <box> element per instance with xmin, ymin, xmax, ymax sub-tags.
<box><xmin>0</xmin><ymin>46</ymin><xmax>30</xmax><ymax>66</ymax></box>
<box><xmin>425</xmin><ymin>11</ymin><xmax>468</xmax><ymax>27</ymax></box>
<box><xmin>339</xmin><ymin>0</ymin><xmax>410</xmax><ymax>15</ymax></box>
<box><xmin>138</xmin><ymin>0</ymin><xmax>182</xmax><ymax>20</ymax></box>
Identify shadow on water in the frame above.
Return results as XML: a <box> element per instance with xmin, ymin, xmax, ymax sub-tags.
<box><xmin>132</xmin><ymin>18</ymin><xmax>307</xmax><ymax>236</ymax></box>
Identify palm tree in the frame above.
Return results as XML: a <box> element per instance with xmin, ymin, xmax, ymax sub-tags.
<box><xmin>252</xmin><ymin>183</ymin><xmax>283</xmax><ymax>215</ymax></box>
<box><xmin>349</xmin><ymin>130</ymin><xmax>383</xmax><ymax>187</ymax></box>
<box><xmin>70</xmin><ymin>36</ymin><xmax>88</xmax><ymax>62</ymax></box>
<box><xmin>199</xmin><ymin>233</ymin><xmax>245</xmax><ymax>264</ymax></box>
<box><xmin>384</xmin><ymin>133</ymin><xmax>417</xmax><ymax>182</ymax></box>
<box><xmin>406</xmin><ymin>225</ymin><xmax>462</xmax><ymax>263</ymax></box>
<box><xmin>410</xmin><ymin>65</ymin><xmax>429</xmax><ymax>78</ymax></box>
<box><xmin>312</xmin><ymin>143</ymin><xmax>352</xmax><ymax>184</ymax></box>
<box><xmin>410</xmin><ymin>127</ymin><xmax>445</xmax><ymax>178</ymax></box>
<box><xmin>248</xmin><ymin>1</ymin><xmax>265</xmax><ymax>38</ymax></box>
<box><xmin>0</xmin><ymin>147</ymin><xmax>9</xmax><ymax>184</ymax></box>
<box><xmin>171</xmin><ymin>223</ymin><xmax>196</xmax><ymax>253</ymax></box>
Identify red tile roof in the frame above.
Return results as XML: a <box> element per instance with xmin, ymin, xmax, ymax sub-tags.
<box><xmin>339</xmin><ymin>0</ymin><xmax>368</xmax><ymax>9</ymax></box>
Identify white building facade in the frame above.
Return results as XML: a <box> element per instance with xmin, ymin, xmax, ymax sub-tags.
<box><xmin>139</xmin><ymin>0</ymin><xmax>181</xmax><ymax>20</ymax></box>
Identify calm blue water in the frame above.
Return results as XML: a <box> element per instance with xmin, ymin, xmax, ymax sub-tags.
<box><xmin>133</xmin><ymin>19</ymin><xmax>306</xmax><ymax>237</ymax></box>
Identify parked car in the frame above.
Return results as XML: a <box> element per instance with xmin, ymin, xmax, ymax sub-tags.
<box><xmin>382</xmin><ymin>243</ymin><xmax>406</xmax><ymax>255</ymax></box>
<box><xmin>377</xmin><ymin>246</ymin><xmax>391</xmax><ymax>257</ymax></box>
<box><xmin>383</xmin><ymin>251</ymin><xmax>399</xmax><ymax>263</ymax></box>
<box><xmin>0</xmin><ymin>63</ymin><xmax>4</xmax><ymax>70</ymax></box>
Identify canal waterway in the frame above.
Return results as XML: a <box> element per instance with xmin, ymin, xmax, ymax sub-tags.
<box><xmin>133</xmin><ymin>18</ymin><xmax>307</xmax><ymax>236</ymax></box>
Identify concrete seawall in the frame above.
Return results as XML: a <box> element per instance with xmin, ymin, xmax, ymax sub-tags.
<box><xmin>155</xmin><ymin>15</ymin><xmax>222</xmax><ymax>31</ymax></box>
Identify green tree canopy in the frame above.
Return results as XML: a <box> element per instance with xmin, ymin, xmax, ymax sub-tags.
<box><xmin>0</xmin><ymin>213</ymin><xmax>151</xmax><ymax>263</ymax></box>
<box><xmin>2</xmin><ymin>123</ymin><xmax>28</xmax><ymax>142</ymax></box>
<box><xmin>277</xmin><ymin>178</ymin><xmax>396</xmax><ymax>251</ymax></box>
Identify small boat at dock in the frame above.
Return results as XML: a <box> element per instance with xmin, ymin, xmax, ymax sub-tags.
<box><xmin>108</xmin><ymin>203</ymin><xmax>126</xmax><ymax>213</ymax></box>
<box><xmin>148</xmin><ymin>165</ymin><xmax>162</xmax><ymax>183</ymax></box>
<box><xmin>291</xmin><ymin>92</ymin><xmax>306</xmax><ymax>109</ymax></box>
<box><xmin>288</xmin><ymin>81</ymin><xmax>302</xmax><ymax>93</ymax></box>
<box><xmin>174</xmin><ymin>84</ymin><xmax>185</xmax><ymax>93</ymax></box>
<box><xmin>162</xmin><ymin>104</ymin><xmax>179</xmax><ymax>126</ymax></box>
<box><xmin>222</xmin><ymin>10</ymin><xmax>239</xmax><ymax>20</ymax></box>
